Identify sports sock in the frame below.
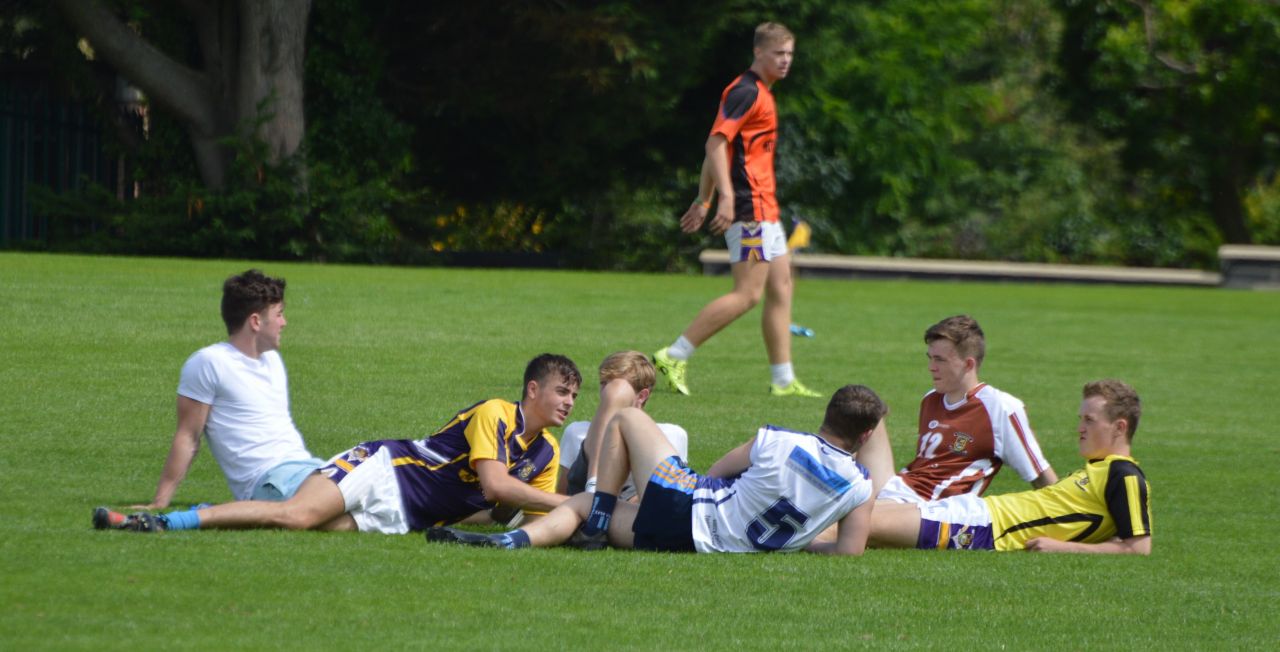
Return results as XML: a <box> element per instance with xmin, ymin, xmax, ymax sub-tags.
<box><xmin>771</xmin><ymin>362</ymin><xmax>795</xmax><ymax>387</ymax></box>
<box><xmin>494</xmin><ymin>529</ymin><xmax>532</xmax><ymax>549</ymax></box>
<box><xmin>667</xmin><ymin>336</ymin><xmax>695</xmax><ymax>361</ymax></box>
<box><xmin>161</xmin><ymin>509</ymin><xmax>200</xmax><ymax>530</ymax></box>
<box><xmin>581</xmin><ymin>492</ymin><xmax>618</xmax><ymax>536</ymax></box>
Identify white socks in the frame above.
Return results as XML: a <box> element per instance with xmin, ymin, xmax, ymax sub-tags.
<box><xmin>667</xmin><ymin>335</ymin><xmax>696</xmax><ymax>361</ymax></box>
<box><xmin>771</xmin><ymin>362</ymin><xmax>795</xmax><ymax>387</ymax></box>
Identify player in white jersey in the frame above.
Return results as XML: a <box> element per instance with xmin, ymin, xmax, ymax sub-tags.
<box><xmin>687</xmin><ymin>423</ymin><xmax>872</xmax><ymax>552</ymax></box>
<box><xmin>874</xmin><ymin>315</ymin><xmax>1057</xmax><ymax>505</ymax></box>
<box><xmin>427</xmin><ymin>384</ymin><xmax>886</xmax><ymax>555</ymax></box>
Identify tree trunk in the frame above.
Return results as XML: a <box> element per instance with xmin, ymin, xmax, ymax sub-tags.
<box><xmin>238</xmin><ymin>1</ymin><xmax>311</xmax><ymax>165</ymax></box>
<box><xmin>51</xmin><ymin>0</ymin><xmax>312</xmax><ymax>191</ymax></box>
<box><xmin>1207</xmin><ymin>163</ymin><xmax>1252</xmax><ymax>244</ymax></box>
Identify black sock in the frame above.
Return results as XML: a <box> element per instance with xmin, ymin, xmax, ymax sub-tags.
<box><xmin>581</xmin><ymin>492</ymin><xmax>617</xmax><ymax>536</ymax></box>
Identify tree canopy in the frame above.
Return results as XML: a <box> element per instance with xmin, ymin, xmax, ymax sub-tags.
<box><xmin>4</xmin><ymin>0</ymin><xmax>1278</xmax><ymax>268</ymax></box>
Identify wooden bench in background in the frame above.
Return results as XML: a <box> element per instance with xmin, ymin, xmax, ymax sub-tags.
<box><xmin>699</xmin><ymin>246</ymin><xmax>1280</xmax><ymax>290</ymax></box>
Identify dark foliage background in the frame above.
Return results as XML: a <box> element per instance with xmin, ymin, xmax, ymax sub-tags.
<box><xmin>3</xmin><ymin>0</ymin><xmax>1278</xmax><ymax>269</ymax></box>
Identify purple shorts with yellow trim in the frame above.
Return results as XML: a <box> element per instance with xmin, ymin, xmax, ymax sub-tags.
<box><xmin>914</xmin><ymin>493</ymin><xmax>996</xmax><ymax>550</ymax></box>
<box><xmin>917</xmin><ymin>519</ymin><xmax>995</xmax><ymax>550</ymax></box>
<box><xmin>725</xmin><ymin>221</ymin><xmax>787</xmax><ymax>263</ymax></box>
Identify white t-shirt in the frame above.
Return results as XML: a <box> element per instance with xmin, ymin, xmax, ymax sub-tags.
<box><xmin>691</xmin><ymin>426</ymin><xmax>873</xmax><ymax>553</ymax></box>
<box><xmin>178</xmin><ymin>342</ymin><xmax>314</xmax><ymax>500</ymax></box>
<box><xmin>560</xmin><ymin>420</ymin><xmax>688</xmax><ymax>498</ymax></box>
<box><xmin>559</xmin><ymin>421</ymin><xmax>689</xmax><ymax>467</ymax></box>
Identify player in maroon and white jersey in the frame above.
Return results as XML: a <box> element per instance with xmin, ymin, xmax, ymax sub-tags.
<box><xmin>876</xmin><ymin>315</ymin><xmax>1058</xmax><ymax>504</ymax></box>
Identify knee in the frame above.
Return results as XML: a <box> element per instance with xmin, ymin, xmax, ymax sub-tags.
<box><xmin>616</xmin><ymin>407</ymin><xmax>648</xmax><ymax>429</ymax></box>
<box><xmin>275</xmin><ymin>502</ymin><xmax>324</xmax><ymax>530</ymax></box>
<box><xmin>734</xmin><ymin>287</ymin><xmax>764</xmax><ymax>309</ymax></box>
<box><xmin>766</xmin><ymin>278</ymin><xmax>792</xmax><ymax>303</ymax></box>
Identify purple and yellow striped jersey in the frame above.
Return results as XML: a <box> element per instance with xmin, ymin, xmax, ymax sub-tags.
<box><xmin>378</xmin><ymin>399</ymin><xmax>559</xmax><ymax>530</ymax></box>
<box><xmin>986</xmin><ymin>454</ymin><xmax>1151</xmax><ymax>551</ymax></box>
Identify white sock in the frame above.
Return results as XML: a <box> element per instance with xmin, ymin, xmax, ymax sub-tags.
<box><xmin>771</xmin><ymin>362</ymin><xmax>795</xmax><ymax>387</ymax></box>
<box><xmin>667</xmin><ymin>336</ymin><xmax>696</xmax><ymax>361</ymax></box>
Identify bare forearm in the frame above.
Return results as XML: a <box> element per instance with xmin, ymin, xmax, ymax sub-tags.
<box><xmin>695</xmin><ymin>152</ymin><xmax>716</xmax><ymax>204</ymax></box>
<box><xmin>483</xmin><ymin>476</ymin><xmax>568</xmax><ymax>513</ymax></box>
<box><xmin>1031</xmin><ymin>468</ymin><xmax>1058</xmax><ymax>489</ymax></box>
<box><xmin>1026</xmin><ymin>535</ymin><xmax>1151</xmax><ymax>555</ymax></box>
<box><xmin>148</xmin><ymin>435</ymin><xmax>199</xmax><ymax>507</ymax></box>
<box><xmin>704</xmin><ymin>137</ymin><xmax>732</xmax><ymax>201</ymax></box>
<box><xmin>707</xmin><ymin>440</ymin><xmax>753</xmax><ymax>478</ymax></box>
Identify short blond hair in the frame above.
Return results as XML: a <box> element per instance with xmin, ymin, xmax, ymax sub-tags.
<box><xmin>754</xmin><ymin>22</ymin><xmax>794</xmax><ymax>49</ymax></box>
<box><xmin>1084</xmin><ymin>379</ymin><xmax>1142</xmax><ymax>439</ymax></box>
<box><xmin>599</xmin><ymin>351</ymin><xmax>656</xmax><ymax>394</ymax></box>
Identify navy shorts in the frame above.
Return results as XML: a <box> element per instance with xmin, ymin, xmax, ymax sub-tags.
<box><xmin>632</xmin><ymin>457</ymin><xmax>697</xmax><ymax>553</ymax></box>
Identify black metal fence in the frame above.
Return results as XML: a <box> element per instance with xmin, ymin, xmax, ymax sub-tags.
<box><xmin>1</xmin><ymin>76</ymin><xmax>125</xmax><ymax>249</ymax></box>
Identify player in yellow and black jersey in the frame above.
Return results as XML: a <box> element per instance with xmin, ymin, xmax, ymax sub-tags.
<box><xmin>871</xmin><ymin>379</ymin><xmax>1152</xmax><ymax>555</ymax></box>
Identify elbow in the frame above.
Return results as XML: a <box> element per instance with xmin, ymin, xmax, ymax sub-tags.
<box><xmin>479</xmin><ymin>478</ymin><xmax>515</xmax><ymax>506</ymax></box>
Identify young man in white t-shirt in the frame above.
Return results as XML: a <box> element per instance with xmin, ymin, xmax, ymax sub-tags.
<box><xmin>557</xmin><ymin>351</ymin><xmax>688</xmax><ymax>499</ymax></box>
<box><xmin>95</xmin><ymin>270</ymin><xmax>322</xmax><ymax>527</ymax></box>
<box><xmin>429</xmin><ymin>384</ymin><xmax>886</xmax><ymax>555</ymax></box>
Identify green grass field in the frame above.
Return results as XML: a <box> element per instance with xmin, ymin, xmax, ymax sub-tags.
<box><xmin>2</xmin><ymin>252</ymin><xmax>1277</xmax><ymax>649</ymax></box>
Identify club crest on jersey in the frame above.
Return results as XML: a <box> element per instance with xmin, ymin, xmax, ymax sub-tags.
<box><xmin>458</xmin><ymin>467</ymin><xmax>477</xmax><ymax>483</ymax></box>
<box><xmin>514</xmin><ymin>460</ymin><xmax>535</xmax><ymax>481</ymax></box>
<box><xmin>1075</xmin><ymin>475</ymin><xmax>1090</xmax><ymax>491</ymax></box>
<box><xmin>950</xmin><ymin>432</ymin><xmax>973</xmax><ymax>453</ymax></box>
<box><xmin>346</xmin><ymin>446</ymin><xmax>370</xmax><ymax>462</ymax></box>
<box><xmin>952</xmin><ymin>527</ymin><xmax>975</xmax><ymax>548</ymax></box>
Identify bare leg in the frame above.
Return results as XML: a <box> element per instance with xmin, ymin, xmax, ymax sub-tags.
<box><xmin>316</xmin><ymin>514</ymin><xmax>359</xmax><ymax>531</ymax></box>
<box><xmin>605</xmin><ymin>501</ymin><xmax>639</xmax><ymax>549</ymax></box>
<box><xmin>761</xmin><ymin>253</ymin><xmax>793</xmax><ymax>365</ymax></box>
<box><xmin>520</xmin><ymin>493</ymin><xmax>593</xmax><ymax>547</ymax></box>
<box><xmin>855</xmin><ymin>419</ymin><xmax>896</xmax><ymax>497</ymax></box>
<box><xmin>596</xmin><ymin>408</ymin><xmax>680</xmax><ymax>502</ymax></box>
<box><xmin>515</xmin><ymin>493</ymin><xmax>640</xmax><ymax>549</ymax></box>
<box><xmin>195</xmin><ymin>474</ymin><xmax>347</xmax><ymax>531</ymax></box>
<box><xmin>868</xmin><ymin>502</ymin><xmax>925</xmax><ymax>548</ymax></box>
<box><xmin>680</xmin><ymin>258</ymin><xmax>770</xmax><ymax>346</ymax></box>
<box><xmin>815</xmin><ymin>498</ymin><xmax>925</xmax><ymax>549</ymax></box>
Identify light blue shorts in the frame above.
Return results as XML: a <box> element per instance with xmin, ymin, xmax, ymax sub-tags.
<box><xmin>251</xmin><ymin>458</ymin><xmax>325</xmax><ymax>501</ymax></box>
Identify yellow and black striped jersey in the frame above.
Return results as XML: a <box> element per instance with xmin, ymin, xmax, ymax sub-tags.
<box><xmin>986</xmin><ymin>455</ymin><xmax>1151</xmax><ymax>551</ymax></box>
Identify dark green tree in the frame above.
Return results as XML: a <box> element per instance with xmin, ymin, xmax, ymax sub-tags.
<box><xmin>1052</xmin><ymin>0</ymin><xmax>1280</xmax><ymax>244</ymax></box>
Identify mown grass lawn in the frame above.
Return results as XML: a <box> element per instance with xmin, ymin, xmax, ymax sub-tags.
<box><xmin>2</xmin><ymin>252</ymin><xmax>1276</xmax><ymax>649</ymax></box>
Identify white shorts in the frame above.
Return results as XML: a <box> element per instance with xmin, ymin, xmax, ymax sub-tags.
<box><xmin>877</xmin><ymin>475</ymin><xmax>927</xmax><ymax>505</ymax></box>
<box><xmin>917</xmin><ymin>493</ymin><xmax>992</xmax><ymax>527</ymax></box>
<box><xmin>321</xmin><ymin>445</ymin><xmax>410</xmax><ymax>534</ymax></box>
<box><xmin>725</xmin><ymin>221</ymin><xmax>787</xmax><ymax>263</ymax></box>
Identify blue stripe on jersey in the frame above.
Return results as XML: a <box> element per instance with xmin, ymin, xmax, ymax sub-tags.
<box><xmin>691</xmin><ymin>473</ymin><xmax>737</xmax><ymax>506</ymax></box>
<box><xmin>785</xmin><ymin>446</ymin><xmax>851</xmax><ymax>498</ymax></box>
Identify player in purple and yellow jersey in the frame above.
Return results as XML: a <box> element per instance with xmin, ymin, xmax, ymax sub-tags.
<box><xmin>94</xmin><ymin>355</ymin><xmax>581</xmax><ymax>534</ymax></box>
<box><xmin>654</xmin><ymin>22</ymin><xmax>821</xmax><ymax>399</ymax></box>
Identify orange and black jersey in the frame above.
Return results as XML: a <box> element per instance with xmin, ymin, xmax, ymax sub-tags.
<box><xmin>710</xmin><ymin>70</ymin><xmax>780</xmax><ymax>223</ymax></box>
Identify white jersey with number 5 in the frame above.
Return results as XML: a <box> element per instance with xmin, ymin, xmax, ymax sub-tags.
<box><xmin>690</xmin><ymin>425</ymin><xmax>873</xmax><ymax>553</ymax></box>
